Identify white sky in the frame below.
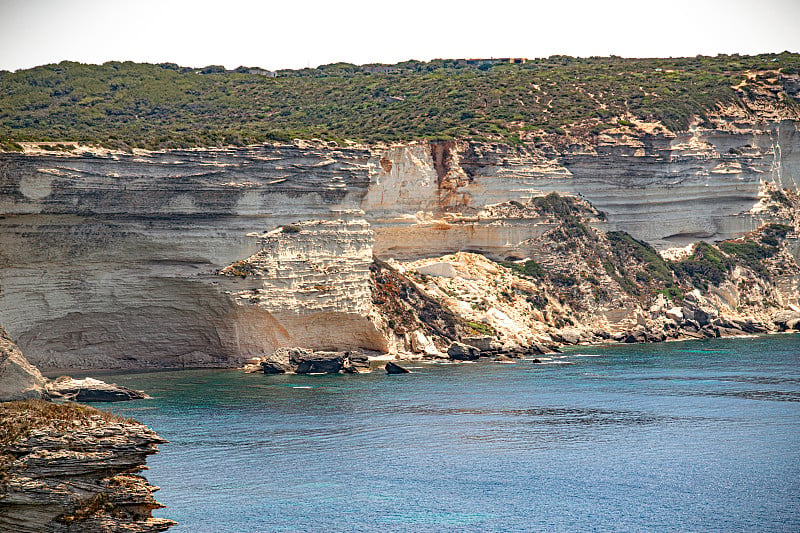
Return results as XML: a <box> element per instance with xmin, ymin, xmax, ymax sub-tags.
<box><xmin>1</xmin><ymin>0</ymin><xmax>799</xmax><ymax>72</ymax></box>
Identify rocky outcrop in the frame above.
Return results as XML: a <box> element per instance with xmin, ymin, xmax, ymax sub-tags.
<box><xmin>386</xmin><ymin>189</ymin><xmax>799</xmax><ymax>352</ymax></box>
<box><xmin>255</xmin><ymin>347</ymin><xmax>371</xmax><ymax>374</ymax></box>
<box><xmin>0</xmin><ymin>400</ymin><xmax>174</xmax><ymax>532</ymax></box>
<box><xmin>385</xmin><ymin>362</ymin><xmax>410</xmax><ymax>374</ymax></box>
<box><xmin>0</xmin><ymin>325</ymin><xmax>46</xmax><ymax>401</ymax></box>
<box><xmin>45</xmin><ymin>376</ymin><xmax>150</xmax><ymax>402</ymax></box>
<box><xmin>446</xmin><ymin>342</ymin><xmax>481</xmax><ymax>361</ymax></box>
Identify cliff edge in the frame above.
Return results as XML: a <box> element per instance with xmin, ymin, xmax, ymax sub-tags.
<box><xmin>0</xmin><ymin>400</ymin><xmax>175</xmax><ymax>532</ymax></box>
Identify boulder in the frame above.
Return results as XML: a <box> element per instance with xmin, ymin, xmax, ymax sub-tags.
<box><xmin>693</xmin><ymin>307</ymin><xmax>711</xmax><ymax>327</ymax></box>
<box><xmin>665</xmin><ymin>307</ymin><xmax>684</xmax><ymax>322</ymax></box>
<box><xmin>700</xmin><ymin>326</ymin><xmax>719</xmax><ymax>338</ymax></box>
<box><xmin>261</xmin><ymin>360</ymin><xmax>288</xmax><ymax>374</ymax></box>
<box><xmin>773</xmin><ymin>310</ymin><xmax>800</xmax><ymax>331</ymax></box>
<box><xmin>733</xmin><ymin>319</ymin><xmax>768</xmax><ymax>333</ymax></box>
<box><xmin>682</xmin><ymin>319</ymin><xmax>701</xmax><ymax>332</ymax></box>
<box><xmin>46</xmin><ymin>376</ymin><xmax>149</xmax><ymax>402</ymax></box>
<box><xmin>494</xmin><ymin>354</ymin><xmax>515</xmax><ymax>363</ymax></box>
<box><xmin>385</xmin><ymin>361</ymin><xmax>411</xmax><ymax>374</ymax></box>
<box><xmin>716</xmin><ymin>326</ymin><xmax>746</xmax><ymax>337</ymax></box>
<box><xmin>447</xmin><ymin>342</ymin><xmax>480</xmax><ymax>361</ymax></box>
<box><xmin>622</xmin><ymin>329</ymin><xmax>648</xmax><ymax>343</ymax></box>
<box><xmin>290</xmin><ymin>350</ymin><xmax>345</xmax><ymax>374</ymax></box>
<box><xmin>558</xmin><ymin>329</ymin><xmax>582</xmax><ymax>345</ymax></box>
<box><xmin>261</xmin><ymin>348</ymin><xmax>294</xmax><ymax>374</ymax></box>
<box><xmin>528</xmin><ymin>343</ymin><xmax>549</xmax><ymax>355</ymax></box>
<box><xmin>787</xmin><ymin>318</ymin><xmax>800</xmax><ymax>331</ymax></box>
<box><xmin>342</xmin><ymin>351</ymin><xmax>371</xmax><ymax>374</ymax></box>
<box><xmin>0</xmin><ymin>325</ymin><xmax>47</xmax><ymax>402</ymax></box>
<box><xmin>646</xmin><ymin>331</ymin><xmax>667</xmax><ymax>343</ymax></box>
<box><xmin>461</xmin><ymin>335</ymin><xmax>495</xmax><ymax>352</ymax></box>
<box><xmin>408</xmin><ymin>330</ymin><xmax>439</xmax><ymax>356</ymax></box>
<box><xmin>649</xmin><ymin>294</ymin><xmax>668</xmax><ymax>316</ymax></box>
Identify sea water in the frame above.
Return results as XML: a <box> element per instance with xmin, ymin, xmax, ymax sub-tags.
<box><xmin>96</xmin><ymin>334</ymin><xmax>800</xmax><ymax>532</ymax></box>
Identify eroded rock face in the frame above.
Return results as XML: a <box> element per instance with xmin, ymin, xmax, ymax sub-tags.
<box><xmin>0</xmin><ymin>145</ymin><xmax>374</xmax><ymax>369</ymax></box>
<box><xmin>1</xmin><ymin>124</ymin><xmax>799</xmax><ymax>368</ymax></box>
<box><xmin>217</xmin><ymin>217</ymin><xmax>389</xmax><ymax>357</ymax></box>
<box><xmin>255</xmin><ymin>347</ymin><xmax>370</xmax><ymax>374</ymax></box>
<box><xmin>0</xmin><ymin>400</ymin><xmax>175</xmax><ymax>533</ymax></box>
<box><xmin>0</xmin><ymin>325</ymin><xmax>46</xmax><ymax>401</ymax></box>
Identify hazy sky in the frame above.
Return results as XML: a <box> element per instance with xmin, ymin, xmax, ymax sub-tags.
<box><xmin>2</xmin><ymin>0</ymin><xmax>799</xmax><ymax>71</ymax></box>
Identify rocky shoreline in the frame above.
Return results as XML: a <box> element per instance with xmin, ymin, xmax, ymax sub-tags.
<box><xmin>0</xmin><ymin>326</ymin><xmax>174</xmax><ymax>532</ymax></box>
<box><xmin>0</xmin><ymin>400</ymin><xmax>175</xmax><ymax>533</ymax></box>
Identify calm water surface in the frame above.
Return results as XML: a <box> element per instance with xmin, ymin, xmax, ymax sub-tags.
<box><xmin>96</xmin><ymin>334</ymin><xmax>800</xmax><ymax>532</ymax></box>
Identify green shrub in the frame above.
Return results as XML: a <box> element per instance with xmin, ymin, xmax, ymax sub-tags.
<box><xmin>467</xmin><ymin>321</ymin><xmax>495</xmax><ymax>336</ymax></box>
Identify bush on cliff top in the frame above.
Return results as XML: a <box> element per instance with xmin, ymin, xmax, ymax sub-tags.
<box><xmin>1</xmin><ymin>53</ymin><xmax>799</xmax><ymax>149</ymax></box>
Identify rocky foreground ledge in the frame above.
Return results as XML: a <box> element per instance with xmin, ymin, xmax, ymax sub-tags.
<box><xmin>0</xmin><ymin>326</ymin><xmax>173</xmax><ymax>532</ymax></box>
<box><xmin>0</xmin><ymin>400</ymin><xmax>175</xmax><ymax>533</ymax></box>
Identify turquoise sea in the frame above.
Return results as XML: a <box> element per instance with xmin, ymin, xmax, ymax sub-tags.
<box><xmin>96</xmin><ymin>334</ymin><xmax>800</xmax><ymax>532</ymax></box>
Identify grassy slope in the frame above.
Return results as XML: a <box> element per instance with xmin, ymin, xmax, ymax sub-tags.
<box><xmin>1</xmin><ymin>53</ymin><xmax>799</xmax><ymax>150</ymax></box>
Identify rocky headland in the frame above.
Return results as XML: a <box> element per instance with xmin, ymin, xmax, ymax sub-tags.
<box><xmin>0</xmin><ymin>58</ymin><xmax>799</xmax><ymax>369</ymax></box>
<box><xmin>0</xmin><ymin>400</ymin><xmax>174</xmax><ymax>533</ymax></box>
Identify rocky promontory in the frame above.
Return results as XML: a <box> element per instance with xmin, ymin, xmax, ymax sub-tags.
<box><xmin>0</xmin><ymin>327</ymin><xmax>173</xmax><ymax>532</ymax></box>
<box><xmin>0</xmin><ymin>400</ymin><xmax>174</xmax><ymax>532</ymax></box>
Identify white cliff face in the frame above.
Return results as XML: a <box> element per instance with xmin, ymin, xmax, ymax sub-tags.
<box><xmin>366</xmin><ymin>123</ymin><xmax>800</xmax><ymax>258</ymax></box>
<box><xmin>0</xmin><ymin>145</ymin><xmax>376</xmax><ymax>368</ymax></box>
<box><xmin>0</xmin><ymin>124</ymin><xmax>799</xmax><ymax>368</ymax></box>
<box><xmin>217</xmin><ymin>218</ymin><xmax>389</xmax><ymax>356</ymax></box>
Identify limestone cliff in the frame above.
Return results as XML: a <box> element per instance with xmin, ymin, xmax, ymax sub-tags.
<box><xmin>1</xmin><ymin>121</ymin><xmax>799</xmax><ymax>367</ymax></box>
<box><xmin>217</xmin><ymin>216</ymin><xmax>391</xmax><ymax>356</ymax></box>
<box><xmin>0</xmin><ymin>400</ymin><xmax>174</xmax><ymax>532</ymax></box>
<box><xmin>0</xmin><ymin>325</ymin><xmax>47</xmax><ymax>401</ymax></box>
<box><xmin>389</xmin><ymin>193</ymin><xmax>800</xmax><ymax>353</ymax></box>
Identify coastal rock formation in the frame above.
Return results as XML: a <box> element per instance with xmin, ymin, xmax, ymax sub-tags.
<box><xmin>0</xmin><ymin>121</ymin><xmax>799</xmax><ymax>367</ymax></box>
<box><xmin>45</xmin><ymin>376</ymin><xmax>150</xmax><ymax>402</ymax></box>
<box><xmin>0</xmin><ymin>145</ymin><xmax>373</xmax><ymax>368</ymax></box>
<box><xmin>254</xmin><ymin>347</ymin><xmax>372</xmax><ymax>374</ymax></box>
<box><xmin>0</xmin><ymin>325</ymin><xmax>46</xmax><ymax>401</ymax></box>
<box><xmin>0</xmin><ymin>400</ymin><xmax>174</xmax><ymax>532</ymax></box>
<box><xmin>385</xmin><ymin>361</ymin><xmax>410</xmax><ymax>374</ymax></box>
<box><xmin>217</xmin><ymin>217</ymin><xmax>389</xmax><ymax>358</ymax></box>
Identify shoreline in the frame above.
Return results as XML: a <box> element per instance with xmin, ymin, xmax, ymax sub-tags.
<box><xmin>39</xmin><ymin>330</ymin><xmax>798</xmax><ymax>377</ymax></box>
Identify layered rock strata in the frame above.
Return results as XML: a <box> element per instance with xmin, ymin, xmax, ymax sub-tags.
<box><xmin>217</xmin><ymin>217</ymin><xmax>390</xmax><ymax>356</ymax></box>
<box><xmin>0</xmin><ymin>325</ymin><xmax>47</xmax><ymax>401</ymax></box>
<box><xmin>0</xmin><ymin>400</ymin><xmax>174</xmax><ymax>532</ymax></box>
<box><xmin>0</xmin><ymin>145</ymin><xmax>372</xmax><ymax>368</ymax></box>
<box><xmin>1</xmin><ymin>122</ymin><xmax>799</xmax><ymax>368</ymax></box>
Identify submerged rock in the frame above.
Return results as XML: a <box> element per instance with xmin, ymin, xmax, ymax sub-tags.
<box><xmin>385</xmin><ymin>361</ymin><xmax>411</xmax><ymax>374</ymax></box>
<box><xmin>46</xmin><ymin>376</ymin><xmax>149</xmax><ymax>402</ymax></box>
<box><xmin>0</xmin><ymin>325</ymin><xmax>47</xmax><ymax>402</ymax></box>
